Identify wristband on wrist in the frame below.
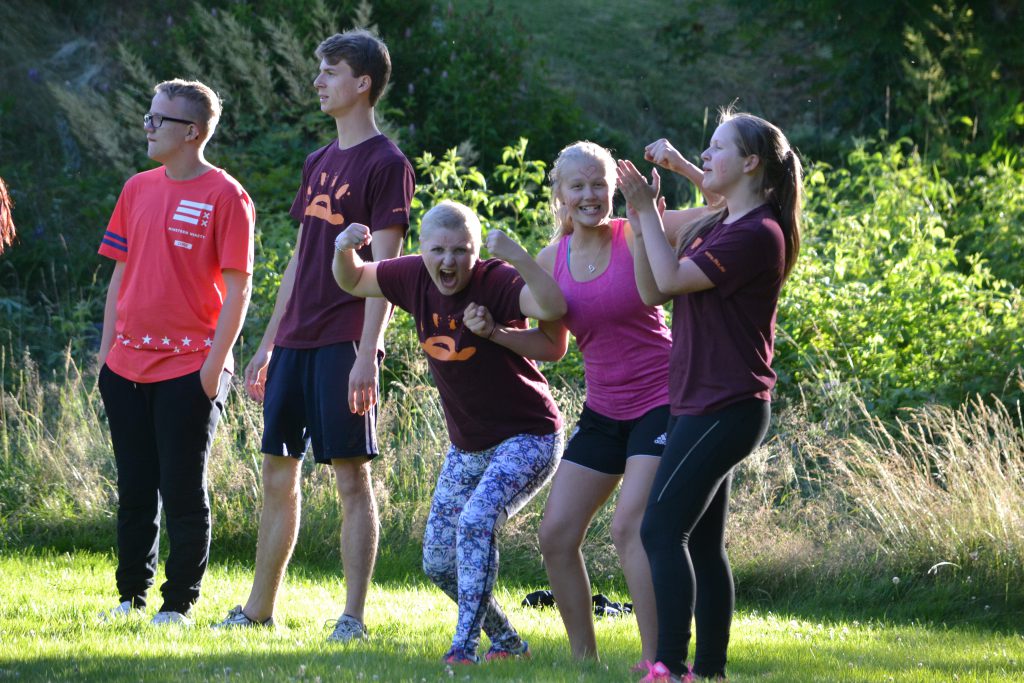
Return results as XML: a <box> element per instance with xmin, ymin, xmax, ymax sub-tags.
<box><xmin>487</xmin><ymin>324</ymin><xmax>497</xmax><ymax>340</ymax></box>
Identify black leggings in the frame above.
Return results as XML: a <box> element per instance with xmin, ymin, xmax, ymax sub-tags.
<box><xmin>640</xmin><ymin>398</ymin><xmax>770</xmax><ymax>678</ymax></box>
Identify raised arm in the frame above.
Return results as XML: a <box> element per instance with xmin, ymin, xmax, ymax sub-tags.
<box><xmin>617</xmin><ymin>161</ymin><xmax>713</xmax><ymax>297</ymax></box>
<box><xmin>645</xmin><ymin>137</ymin><xmax>724</xmax><ymax>209</ymax></box>
<box><xmin>464</xmin><ymin>303</ymin><xmax>569</xmax><ymax>362</ymax></box>
<box><xmin>332</xmin><ymin>222</ymin><xmax>384</xmax><ymax>299</ymax></box>
<box><xmin>625</xmin><ymin>201</ymin><xmax>671</xmax><ymax>307</ymax></box>
<box><xmin>485</xmin><ymin>229</ymin><xmax>566</xmax><ymax>321</ymax></box>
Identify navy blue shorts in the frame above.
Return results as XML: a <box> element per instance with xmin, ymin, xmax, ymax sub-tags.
<box><xmin>561</xmin><ymin>403</ymin><xmax>670</xmax><ymax>475</ymax></box>
<box><xmin>261</xmin><ymin>342</ymin><xmax>379</xmax><ymax>464</ymax></box>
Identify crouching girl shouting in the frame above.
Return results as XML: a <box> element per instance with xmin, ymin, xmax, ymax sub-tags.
<box><xmin>332</xmin><ymin>200</ymin><xmax>566</xmax><ymax>664</ymax></box>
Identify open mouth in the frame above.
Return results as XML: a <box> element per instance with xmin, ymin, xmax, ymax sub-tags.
<box><xmin>439</xmin><ymin>269</ymin><xmax>458</xmax><ymax>289</ymax></box>
<box><xmin>577</xmin><ymin>205</ymin><xmax>603</xmax><ymax>216</ymax></box>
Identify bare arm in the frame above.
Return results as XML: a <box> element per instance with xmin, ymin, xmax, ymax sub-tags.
<box><xmin>244</xmin><ymin>225</ymin><xmax>303</xmax><ymax>403</ymax></box>
<box><xmin>625</xmin><ymin>204</ymin><xmax>671</xmax><ymax>307</ymax></box>
<box><xmin>348</xmin><ymin>225</ymin><xmax>404</xmax><ymax>415</ymax></box>
<box><xmin>464</xmin><ymin>303</ymin><xmax>569</xmax><ymax>362</ymax></box>
<box><xmin>97</xmin><ymin>260</ymin><xmax>126</xmax><ymax>369</ymax></box>
<box><xmin>645</xmin><ymin>138</ymin><xmax>724</xmax><ymax>209</ymax></box>
<box><xmin>485</xmin><ymin>230</ymin><xmax>567</xmax><ymax>321</ymax></box>
<box><xmin>618</xmin><ymin>161</ymin><xmax>714</xmax><ymax>296</ymax></box>
<box><xmin>332</xmin><ymin>223</ymin><xmax>384</xmax><ymax>299</ymax></box>
<box><xmin>200</xmin><ymin>268</ymin><xmax>252</xmax><ymax>398</ymax></box>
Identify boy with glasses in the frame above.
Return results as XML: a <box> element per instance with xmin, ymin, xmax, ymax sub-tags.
<box><xmin>214</xmin><ymin>29</ymin><xmax>414</xmax><ymax>642</ymax></box>
<box><xmin>97</xmin><ymin>79</ymin><xmax>255</xmax><ymax>625</ymax></box>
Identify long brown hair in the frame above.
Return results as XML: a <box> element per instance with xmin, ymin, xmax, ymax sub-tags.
<box><xmin>676</xmin><ymin>109</ymin><xmax>803</xmax><ymax>281</ymax></box>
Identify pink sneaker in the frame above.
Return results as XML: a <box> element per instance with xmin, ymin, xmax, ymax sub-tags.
<box><xmin>638</xmin><ymin>660</ymin><xmax>694</xmax><ymax>682</ymax></box>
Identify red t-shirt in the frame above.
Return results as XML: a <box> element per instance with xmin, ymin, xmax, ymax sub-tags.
<box><xmin>275</xmin><ymin>135</ymin><xmax>415</xmax><ymax>348</ymax></box>
<box><xmin>99</xmin><ymin>167</ymin><xmax>255</xmax><ymax>382</ymax></box>
<box><xmin>669</xmin><ymin>204</ymin><xmax>785</xmax><ymax>415</ymax></box>
<box><xmin>375</xmin><ymin>256</ymin><xmax>563</xmax><ymax>451</ymax></box>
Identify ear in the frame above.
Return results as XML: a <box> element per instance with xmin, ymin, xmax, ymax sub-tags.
<box><xmin>358</xmin><ymin>76</ymin><xmax>371</xmax><ymax>94</ymax></box>
<box><xmin>743</xmin><ymin>154</ymin><xmax>761</xmax><ymax>173</ymax></box>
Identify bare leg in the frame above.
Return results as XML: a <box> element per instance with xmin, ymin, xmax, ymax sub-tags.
<box><xmin>611</xmin><ymin>455</ymin><xmax>660</xmax><ymax>662</ymax></box>
<box><xmin>332</xmin><ymin>457</ymin><xmax>378</xmax><ymax>621</ymax></box>
<box><xmin>242</xmin><ymin>455</ymin><xmax>302</xmax><ymax>621</ymax></box>
<box><xmin>539</xmin><ymin>461</ymin><xmax>619</xmax><ymax>660</ymax></box>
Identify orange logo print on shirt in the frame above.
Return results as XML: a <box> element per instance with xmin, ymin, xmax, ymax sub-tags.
<box><xmin>422</xmin><ymin>312</ymin><xmax>476</xmax><ymax>362</ymax></box>
<box><xmin>305</xmin><ymin>172</ymin><xmax>351</xmax><ymax>225</ymax></box>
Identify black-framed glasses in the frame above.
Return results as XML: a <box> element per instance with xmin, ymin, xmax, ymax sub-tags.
<box><xmin>144</xmin><ymin>112</ymin><xmax>195</xmax><ymax>129</ymax></box>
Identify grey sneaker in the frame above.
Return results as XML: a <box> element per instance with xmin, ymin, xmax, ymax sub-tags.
<box><xmin>213</xmin><ymin>605</ymin><xmax>274</xmax><ymax>629</ymax></box>
<box><xmin>98</xmin><ymin>600</ymin><xmax>141</xmax><ymax>621</ymax></box>
<box><xmin>326</xmin><ymin>614</ymin><xmax>367</xmax><ymax>642</ymax></box>
<box><xmin>151</xmin><ymin>611</ymin><xmax>191</xmax><ymax>626</ymax></box>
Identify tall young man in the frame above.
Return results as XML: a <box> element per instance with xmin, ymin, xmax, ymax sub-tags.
<box><xmin>215</xmin><ymin>29</ymin><xmax>414</xmax><ymax>641</ymax></box>
<box><xmin>97</xmin><ymin>79</ymin><xmax>255</xmax><ymax>626</ymax></box>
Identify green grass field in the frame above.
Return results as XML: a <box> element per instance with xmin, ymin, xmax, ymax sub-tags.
<box><xmin>1</xmin><ymin>551</ymin><xmax>1021</xmax><ymax>682</ymax></box>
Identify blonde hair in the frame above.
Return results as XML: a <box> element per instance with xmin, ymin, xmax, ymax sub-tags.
<box><xmin>548</xmin><ymin>141</ymin><xmax>616</xmax><ymax>238</ymax></box>
<box><xmin>420</xmin><ymin>200</ymin><xmax>482</xmax><ymax>250</ymax></box>
<box><xmin>154</xmin><ymin>79</ymin><xmax>222</xmax><ymax>143</ymax></box>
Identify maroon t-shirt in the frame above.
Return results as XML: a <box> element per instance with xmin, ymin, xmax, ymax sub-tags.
<box><xmin>669</xmin><ymin>203</ymin><xmax>786</xmax><ymax>415</ymax></box>
<box><xmin>275</xmin><ymin>135</ymin><xmax>415</xmax><ymax>348</ymax></box>
<box><xmin>375</xmin><ymin>255</ymin><xmax>563</xmax><ymax>451</ymax></box>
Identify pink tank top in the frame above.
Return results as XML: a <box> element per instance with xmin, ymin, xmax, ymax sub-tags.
<box><xmin>554</xmin><ymin>219</ymin><xmax>672</xmax><ymax>420</ymax></box>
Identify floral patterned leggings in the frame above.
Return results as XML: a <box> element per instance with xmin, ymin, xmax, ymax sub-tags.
<box><xmin>422</xmin><ymin>431</ymin><xmax>562</xmax><ymax>656</ymax></box>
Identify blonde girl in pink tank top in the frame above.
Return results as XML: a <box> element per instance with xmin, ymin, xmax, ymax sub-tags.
<box><xmin>463</xmin><ymin>140</ymin><xmax>716</xmax><ymax>668</ymax></box>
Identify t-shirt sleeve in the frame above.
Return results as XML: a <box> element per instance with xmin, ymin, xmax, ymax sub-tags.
<box><xmin>691</xmin><ymin>218</ymin><xmax>783</xmax><ymax>298</ymax></box>
<box><xmin>374</xmin><ymin>254</ymin><xmax>422</xmax><ymax>313</ymax></box>
<box><xmin>482</xmin><ymin>261</ymin><xmax>528</xmax><ymax>324</ymax></box>
<box><xmin>99</xmin><ymin>182</ymin><xmax>131</xmax><ymax>262</ymax></box>
<box><xmin>215</xmin><ymin>187</ymin><xmax>256</xmax><ymax>274</ymax></box>
<box><xmin>368</xmin><ymin>157</ymin><xmax>414</xmax><ymax>234</ymax></box>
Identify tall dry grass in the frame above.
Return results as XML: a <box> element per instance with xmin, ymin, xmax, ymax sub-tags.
<box><xmin>1</xmin><ymin>348</ymin><xmax>1022</xmax><ymax>610</ymax></box>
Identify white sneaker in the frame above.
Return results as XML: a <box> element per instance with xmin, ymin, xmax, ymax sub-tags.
<box><xmin>98</xmin><ymin>600</ymin><xmax>140</xmax><ymax>621</ymax></box>
<box><xmin>151</xmin><ymin>611</ymin><xmax>192</xmax><ymax>626</ymax></box>
<box><xmin>326</xmin><ymin>614</ymin><xmax>367</xmax><ymax>642</ymax></box>
<box><xmin>212</xmin><ymin>605</ymin><xmax>274</xmax><ymax>629</ymax></box>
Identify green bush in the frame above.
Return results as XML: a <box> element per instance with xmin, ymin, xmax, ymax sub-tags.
<box><xmin>777</xmin><ymin>138</ymin><xmax>1023</xmax><ymax>416</ymax></box>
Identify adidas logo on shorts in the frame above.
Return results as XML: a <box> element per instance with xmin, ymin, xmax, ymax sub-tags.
<box><xmin>654</xmin><ymin>432</ymin><xmax>667</xmax><ymax>446</ymax></box>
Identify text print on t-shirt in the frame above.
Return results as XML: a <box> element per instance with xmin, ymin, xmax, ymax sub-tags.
<box><xmin>422</xmin><ymin>311</ymin><xmax>476</xmax><ymax>362</ymax></box>
<box><xmin>305</xmin><ymin>172</ymin><xmax>351</xmax><ymax>226</ymax></box>
<box><xmin>168</xmin><ymin>199</ymin><xmax>213</xmax><ymax>250</ymax></box>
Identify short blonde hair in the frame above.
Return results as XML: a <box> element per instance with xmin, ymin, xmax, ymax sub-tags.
<box><xmin>154</xmin><ymin>79</ymin><xmax>222</xmax><ymax>143</ymax></box>
<box><xmin>420</xmin><ymin>200</ymin><xmax>482</xmax><ymax>249</ymax></box>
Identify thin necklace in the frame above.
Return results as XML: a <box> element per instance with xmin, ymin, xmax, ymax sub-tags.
<box><xmin>569</xmin><ymin>233</ymin><xmax>610</xmax><ymax>274</ymax></box>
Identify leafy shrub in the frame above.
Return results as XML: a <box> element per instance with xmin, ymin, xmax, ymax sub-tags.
<box><xmin>777</xmin><ymin>138</ymin><xmax>1023</xmax><ymax>416</ymax></box>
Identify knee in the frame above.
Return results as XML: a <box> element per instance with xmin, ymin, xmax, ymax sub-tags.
<box><xmin>639</xmin><ymin>510</ymin><xmax>665</xmax><ymax>557</ymax></box>
<box><xmin>539</xmin><ymin>516</ymin><xmax>580</xmax><ymax>560</ymax></box>
<box><xmin>610</xmin><ymin>512</ymin><xmax>641</xmax><ymax>555</ymax></box>
<box><xmin>333</xmin><ymin>459</ymin><xmax>372</xmax><ymax>501</ymax></box>
<box><xmin>262</xmin><ymin>459</ymin><xmax>300</xmax><ymax>501</ymax></box>
<box><xmin>422</xmin><ymin>545</ymin><xmax>455</xmax><ymax>586</ymax></box>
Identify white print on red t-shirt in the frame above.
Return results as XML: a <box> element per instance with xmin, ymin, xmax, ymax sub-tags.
<box><xmin>167</xmin><ymin>199</ymin><xmax>214</xmax><ymax>248</ymax></box>
<box><xmin>173</xmin><ymin>199</ymin><xmax>214</xmax><ymax>227</ymax></box>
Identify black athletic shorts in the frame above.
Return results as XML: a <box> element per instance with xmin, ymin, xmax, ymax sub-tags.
<box><xmin>561</xmin><ymin>403</ymin><xmax>670</xmax><ymax>475</ymax></box>
<box><xmin>261</xmin><ymin>341</ymin><xmax>379</xmax><ymax>464</ymax></box>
